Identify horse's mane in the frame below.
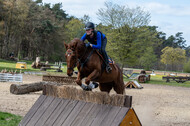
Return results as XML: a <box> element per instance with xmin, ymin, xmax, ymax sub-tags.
<box><xmin>70</xmin><ymin>38</ymin><xmax>81</xmax><ymax>44</ymax></box>
<box><xmin>70</xmin><ymin>38</ymin><xmax>95</xmax><ymax>61</ymax></box>
<box><xmin>71</xmin><ymin>38</ymin><xmax>84</xmax><ymax>48</ymax></box>
<box><xmin>71</xmin><ymin>38</ymin><xmax>86</xmax><ymax>53</ymax></box>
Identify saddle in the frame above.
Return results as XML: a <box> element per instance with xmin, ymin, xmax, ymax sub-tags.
<box><xmin>95</xmin><ymin>50</ymin><xmax>114</xmax><ymax>73</ymax></box>
<box><xmin>95</xmin><ymin>50</ymin><xmax>114</xmax><ymax>64</ymax></box>
<box><xmin>108</xmin><ymin>58</ymin><xmax>114</xmax><ymax>64</ymax></box>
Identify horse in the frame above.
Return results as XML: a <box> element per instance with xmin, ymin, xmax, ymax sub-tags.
<box><xmin>64</xmin><ymin>38</ymin><xmax>125</xmax><ymax>94</ymax></box>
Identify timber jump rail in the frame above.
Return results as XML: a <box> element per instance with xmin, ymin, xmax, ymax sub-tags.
<box><xmin>42</xmin><ymin>75</ymin><xmax>77</xmax><ymax>85</ymax></box>
<box><xmin>19</xmin><ymin>84</ymin><xmax>142</xmax><ymax>126</ymax></box>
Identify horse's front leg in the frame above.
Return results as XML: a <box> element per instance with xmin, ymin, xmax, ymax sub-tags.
<box><xmin>85</xmin><ymin>69</ymin><xmax>100</xmax><ymax>90</ymax></box>
<box><xmin>75</xmin><ymin>72</ymin><xmax>91</xmax><ymax>91</ymax></box>
<box><xmin>76</xmin><ymin>71</ymin><xmax>82</xmax><ymax>86</ymax></box>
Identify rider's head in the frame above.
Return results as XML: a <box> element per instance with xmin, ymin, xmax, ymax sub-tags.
<box><xmin>85</xmin><ymin>22</ymin><xmax>95</xmax><ymax>36</ymax></box>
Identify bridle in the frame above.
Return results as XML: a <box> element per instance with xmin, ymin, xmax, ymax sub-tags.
<box><xmin>66</xmin><ymin>44</ymin><xmax>94</xmax><ymax>71</ymax></box>
<box><xmin>66</xmin><ymin>49</ymin><xmax>77</xmax><ymax>71</ymax></box>
<box><xmin>78</xmin><ymin>49</ymin><xmax>94</xmax><ymax>69</ymax></box>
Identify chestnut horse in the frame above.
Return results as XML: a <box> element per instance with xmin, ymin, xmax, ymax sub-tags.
<box><xmin>64</xmin><ymin>38</ymin><xmax>125</xmax><ymax>94</ymax></box>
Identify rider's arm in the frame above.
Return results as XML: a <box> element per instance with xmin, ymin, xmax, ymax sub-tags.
<box><xmin>91</xmin><ymin>32</ymin><xmax>101</xmax><ymax>49</ymax></box>
<box><xmin>81</xmin><ymin>33</ymin><xmax>87</xmax><ymax>42</ymax></box>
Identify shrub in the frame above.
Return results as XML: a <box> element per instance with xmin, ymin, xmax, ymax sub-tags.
<box><xmin>183</xmin><ymin>60</ymin><xmax>190</xmax><ymax>73</ymax></box>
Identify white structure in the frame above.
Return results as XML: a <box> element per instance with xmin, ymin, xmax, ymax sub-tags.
<box><xmin>0</xmin><ymin>73</ymin><xmax>23</xmax><ymax>82</ymax></box>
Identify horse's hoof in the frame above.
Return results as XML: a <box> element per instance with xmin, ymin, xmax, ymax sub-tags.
<box><xmin>81</xmin><ymin>83</ymin><xmax>92</xmax><ymax>91</ymax></box>
<box><xmin>83</xmin><ymin>87</ymin><xmax>92</xmax><ymax>91</ymax></box>
<box><xmin>93</xmin><ymin>82</ymin><xmax>99</xmax><ymax>88</ymax></box>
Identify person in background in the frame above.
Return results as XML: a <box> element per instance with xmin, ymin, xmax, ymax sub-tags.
<box><xmin>9</xmin><ymin>52</ymin><xmax>14</xmax><ymax>60</ymax></box>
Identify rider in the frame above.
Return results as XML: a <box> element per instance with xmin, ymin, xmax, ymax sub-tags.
<box><xmin>81</xmin><ymin>22</ymin><xmax>112</xmax><ymax>73</ymax></box>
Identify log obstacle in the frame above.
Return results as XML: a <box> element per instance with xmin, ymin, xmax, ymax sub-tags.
<box><xmin>10</xmin><ymin>82</ymin><xmax>45</xmax><ymax>94</ymax></box>
<box><xmin>42</xmin><ymin>75</ymin><xmax>77</xmax><ymax>85</ymax></box>
<box><xmin>10</xmin><ymin>75</ymin><xmax>76</xmax><ymax>95</ymax></box>
<box><xmin>19</xmin><ymin>83</ymin><xmax>142</xmax><ymax>126</ymax></box>
<box><xmin>10</xmin><ymin>82</ymin><xmax>62</xmax><ymax>95</ymax></box>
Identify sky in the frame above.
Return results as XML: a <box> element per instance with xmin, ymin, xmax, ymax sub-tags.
<box><xmin>42</xmin><ymin>0</ymin><xmax>190</xmax><ymax>46</ymax></box>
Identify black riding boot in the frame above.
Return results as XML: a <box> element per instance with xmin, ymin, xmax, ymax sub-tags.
<box><xmin>102</xmin><ymin>50</ymin><xmax>112</xmax><ymax>73</ymax></box>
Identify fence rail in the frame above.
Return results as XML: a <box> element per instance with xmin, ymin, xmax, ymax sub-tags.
<box><xmin>0</xmin><ymin>73</ymin><xmax>22</xmax><ymax>82</ymax></box>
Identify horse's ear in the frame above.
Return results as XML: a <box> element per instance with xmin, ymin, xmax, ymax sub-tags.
<box><xmin>64</xmin><ymin>42</ymin><xmax>68</xmax><ymax>49</ymax></box>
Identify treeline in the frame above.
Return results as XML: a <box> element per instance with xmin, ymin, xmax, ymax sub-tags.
<box><xmin>0</xmin><ymin>1</ymin><xmax>189</xmax><ymax>72</ymax></box>
<box><xmin>0</xmin><ymin>0</ymin><xmax>72</xmax><ymax>61</ymax></box>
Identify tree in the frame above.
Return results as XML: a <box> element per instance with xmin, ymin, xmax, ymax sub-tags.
<box><xmin>162</xmin><ymin>32</ymin><xmax>186</xmax><ymax>49</ymax></box>
<box><xmin>175</xmin><ymin>32</ymin><xmax>186</xmax><ymax>49</ymax></box>
<box><xmin>65</xmin><ymin>18</ymin><xmax>85</xmax><ymax>42</ymax></box>
<box><xmin>0</xmin><ymin>0</ymin><xmax>3</xmax><ymax>18</ymax></box>
<box><xmin>97</xmin><ymin>2</ymin><xmax>153</xmax><ymax>69</ymax></box>
<box><xmin>185</xmin><ymin>46</ymin><xmax>190</xmax><ymax>57</ymax></box>
<box><xmin>183</xmin><ymin>60</ymin><xmax>190</xmax><ymax>73</ymax></box>
<box><xmin>0</xmin><ymin>0</ymin><xmax>4</xmax><ymax>56</ymax></box>
<box><xmin>1</xmin><ymin>0</ymin><xmax>17</xmax><ymax>58</ymax></box>
<box><xmin>97</xmin><ymin>2</ymin><xmax>150</xmax><ymax>28</ymax></box>
<box><xmin>139</xmin><ymin>47</ymin><xmax>157</xmax><ymax>70</ymax></box>
<box><xmin>81</xmin><ymin>14</ymin><xmax>91</xmax><ymax>24</ymax></box>
<box><xmin>0</xmin><ymin>0</ymin><xmax>68</xmax><ymax>61</ymax></box>
<box><xmin>51</xmin><ymin>3</ymin><xmax>68</xmax><ymax>20</ymax></box>
<box><xmin>161</xmin><ymin>47</ymin><xmax>186</xmax><ymax>71</ymax></box>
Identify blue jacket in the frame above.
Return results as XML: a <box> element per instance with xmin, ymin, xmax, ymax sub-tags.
<box><xmin>81</xmin><ymin>31</ymin><xmax>106</xmax><ymax>49</ymax></box>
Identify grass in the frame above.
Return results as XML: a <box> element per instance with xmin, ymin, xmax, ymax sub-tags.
<box><xmin>123</xmin><ymin>73</ymin><xmax>190</xmax><ymax>88</ymax></box>
<box><xmin>0</xmin><ymin>59</ymin><xmax>68</xmax><ymax>74</ymax></box>
<box><xmin>0</xmin><ymin>112</ymin><xmax>22</xmax><ymax>126</ymax></box>
<box><xmin>1</xmin><ymin>58</ymin><xmax>190</xmax><ymax>88</ymax></box>
<box><xmin>147</xmin><ymin>75</ymin><xmax>190</xmax><ymax>87</ymax></box>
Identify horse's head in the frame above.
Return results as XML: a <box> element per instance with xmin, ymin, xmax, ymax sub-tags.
<box><xmin>64</xmin><ymin>40</ymin><xmax>78</xmax><ymax>76</ymax></box>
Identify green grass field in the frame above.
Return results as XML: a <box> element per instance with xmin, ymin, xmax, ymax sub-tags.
<box><xmin>0</xmin><ymin>59</ymin><xmax>68</xmax><ymax>74</ymax></box>
<box><xmin>123</xmin><ymin>74</ymin><xmax>190</xmax><ymax>88</ymax></box>
<box><xmin>148</xmin><ymin>75</ymin><xmax>190</xmax><ymax>87</ymax></box>
<box><xmin>0</xmin><ymin>112</ymin><xmax>22</xmax><ymax>126</ymax></box>
<box><xmin>1</xmin><ymin>58</ymin><xmax>190</xmax><ymax>87</ymax></box>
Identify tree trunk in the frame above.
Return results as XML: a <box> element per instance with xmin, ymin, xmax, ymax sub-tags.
<box><xmin>10</xmin><ymin>82</ymin><xmax>46</xmax><ymax>94</ymax></box>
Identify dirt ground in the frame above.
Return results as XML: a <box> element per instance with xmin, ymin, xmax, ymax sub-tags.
<box><xmin>0</xmin><ymin>74</ymin><xmax>190</xmax><ymax>126</ymax></box>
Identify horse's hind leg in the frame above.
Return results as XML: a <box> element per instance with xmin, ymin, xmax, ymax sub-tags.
<box><xmin>113</xmin><ymin>82</ymin><xmax>125</xmax><ymax>94</ymax></box>
<box><xmin>113</xmin><ymin>65</ymin><xmax>125</xmax><ymax>94</ymax></box>
<box><xmin>99</xmin><ymin>82</ymin><xmax>113</xmax><ymax>94</ymax></box>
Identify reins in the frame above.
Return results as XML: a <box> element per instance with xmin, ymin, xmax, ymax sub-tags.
<box><xmin>77</xmin><ymin>47</ymin><xmax>94</xmax><ymax>70</ymax></box>
<box><xmin>66</xmin><ymin>49</ymin><xmax>76</xmax><ymax>71</ymax></box>
<box><xmin>66</xmin><ymin>45</ymin><xmax>94</xmax><ymax>71</ymax></box>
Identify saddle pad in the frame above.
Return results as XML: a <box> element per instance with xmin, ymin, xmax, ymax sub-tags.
<box><xmin>108</xmin><ymin>57</ymin><xmax>114</xmax><ymax>64</ymax></box>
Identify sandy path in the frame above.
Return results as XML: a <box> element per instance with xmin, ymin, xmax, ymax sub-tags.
<box><xmin>0</xmin><ymin>75</ymin><xmax>42</xmax><ymax>116</ymax></box>
<box><xmin>0</xmin><ymin>74</ymin><xmax>190</xmax><ymax>126</ymax></box>
<box><xmin>126</xmin><ymin>84</ymin><xmax>190</xmax><ymax>126</ymax></box>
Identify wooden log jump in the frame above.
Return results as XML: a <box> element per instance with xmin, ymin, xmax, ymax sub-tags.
<box><xmin>42</xmin><ymin>75</ymin><xmax>77</xmax><ymax>85</ymax></box>
<box><xmin>10</xmin><ymin>82</ymin><xmax>62</xmax><ymax>95</ymax></box>
<box><xmin>43</xmin><ymin>84</ymin><xmax>132</xmax><ymax>107</ymax></box>
<box><xmin>19</xmin><ymin>83</ymin><xmax>142</xmax><ymax>126</ymax></box>
<box><xmin>10</xmin><ymin>75</ymin><xmax>77</xmax><ymax>95</ymax></box>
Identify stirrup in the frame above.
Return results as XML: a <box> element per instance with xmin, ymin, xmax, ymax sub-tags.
<box><xmin>106</xmin><ymin>65</ymin><xmax>112</xmax><ymax>73</ymax></box>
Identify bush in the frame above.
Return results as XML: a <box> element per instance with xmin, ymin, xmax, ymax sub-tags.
<box><xmin>183</xmin><ymin>60</ymin><xmax>190</xmax><ymax>73</ymax></box>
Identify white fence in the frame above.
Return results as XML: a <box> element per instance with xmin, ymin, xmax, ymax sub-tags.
<box><xmin>0</xmin><ymin>73</ymin><xmax>23</xmax><ymax>82</ymax></box>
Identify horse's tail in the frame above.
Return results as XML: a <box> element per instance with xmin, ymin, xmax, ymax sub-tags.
<box><xmin>115</xmin><ymin>64</ymin><xmax>126</xmax><ymax>95</ymax></box>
